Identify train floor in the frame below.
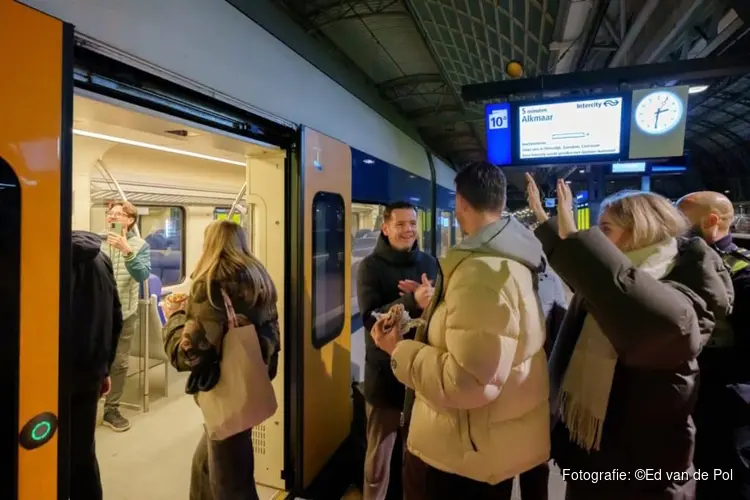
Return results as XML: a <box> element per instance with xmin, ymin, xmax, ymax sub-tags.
<box><xmin>94</xmin><ymin>362</ymin><xmax>283</xmax><ymax>500</ymax></box>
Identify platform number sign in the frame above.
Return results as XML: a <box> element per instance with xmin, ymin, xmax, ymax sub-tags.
<box><xmin>485</xmin><ymin>102</ymin><xmax>512</xmax><ymax>166</ymax></box>
<box><xmin>488</xmin><ymin>108</ymin><xmax>508</xmax><ymax>130</ymax></box>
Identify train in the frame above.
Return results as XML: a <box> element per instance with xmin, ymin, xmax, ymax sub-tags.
<box><xmin>2</xmin><ymin>1</ymin><xmax>466</xmax><ymax>498</ymax></box>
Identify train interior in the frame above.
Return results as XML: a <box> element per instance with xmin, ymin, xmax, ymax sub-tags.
<box><xmin>72</xmin><ymin>92</ymin><xmax>288</xmax><ymax>499</ymax></box>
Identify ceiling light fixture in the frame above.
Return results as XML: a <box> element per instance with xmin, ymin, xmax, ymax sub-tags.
<box><xmin>688</xmin><ymin>85</ymin><xmax>709</xmax><ymax>94</ymax></box>
<box><xmin>72</xmin><ymin>129</ymin><xmax>246</xmax><ymax>166</ymax></box>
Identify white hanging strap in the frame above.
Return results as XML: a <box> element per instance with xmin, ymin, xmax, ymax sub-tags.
<box><xmin>220</xmin><ymin>288</ymin><xmax>239</xmax><ymax>329</ymax></box>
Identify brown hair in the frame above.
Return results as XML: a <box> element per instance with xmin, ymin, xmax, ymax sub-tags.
<box><xmin>600</xmin><ymin>190</ymin><xmax>688</xmax><ymax>251</ymax></box>
<box><xmin>110</xmin><ymin>201</ymin><xmax>139</xmax><ymax>230</ymax></box>
<box><xmin>191</xmin><ymin>220</ymin><xmax>277</xmax><ymax>309</ymax></box>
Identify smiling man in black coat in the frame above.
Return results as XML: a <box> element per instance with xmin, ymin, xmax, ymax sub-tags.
<box><xmin>356</xmin><ymin>201</ymin><xmax>438</xmax><ymax>500</ymax></box>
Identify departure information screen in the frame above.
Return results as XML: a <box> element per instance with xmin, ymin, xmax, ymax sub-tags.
<box><xmin>518</xmin><ymin>97</ymin><xmax>623</xmax><ymax>160</ymax></box>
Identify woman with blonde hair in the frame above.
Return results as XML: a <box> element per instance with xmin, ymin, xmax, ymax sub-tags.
<box><xmin>526</xmin><ymin>175</ymin><xmax>733</xmax><ymax>500</ymax></box>
<box><xmin>162</xmin><ymin>220</ymin><xmax>280</xmax><ymax>500</ymax></box>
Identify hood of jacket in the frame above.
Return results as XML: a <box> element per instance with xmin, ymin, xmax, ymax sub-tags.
<box><xmin>72</xmin><ymin>230</ymin><xmax>104</xmax><ymax>264</ymax></box>
<box><xmin>453</xmin><ymin>215</ymin><xmax>545</xmax><ymax>272</ymax></box>
<box><xmin>669</xmin><ymin>235</ymin><xmax>734</xmax><ymax>322</ymax></box>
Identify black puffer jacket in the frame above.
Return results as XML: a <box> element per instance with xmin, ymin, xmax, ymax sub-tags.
<box><xmin>356</xmin><ymin>234</ymin><xmax>438</xmax><ymax>409</ymax></box>
<box><xmin>536</xmin><ymin>220</ymin><xmax>733</xmax><ymax>500</ymax></box>
<box><xmin>71</xmin><ymin>230</ymin><xmax>123</xmax><ymax>382</ymax></box>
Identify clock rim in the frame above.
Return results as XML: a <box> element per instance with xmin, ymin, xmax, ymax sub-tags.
<box><xmin>634</xmin><ymin>90</ymin><xmax>684</xmax><ymax>136</ymax></box>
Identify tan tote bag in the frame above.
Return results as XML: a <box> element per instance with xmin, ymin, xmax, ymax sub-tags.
<box><xmin>197</xmin><ymin>289</ymin><xmax>277</xmax><ymax>441</ymax></box>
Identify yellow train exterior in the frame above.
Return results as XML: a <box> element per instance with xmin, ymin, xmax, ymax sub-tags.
<box><xmin>2</xmin><ymin>1</ymin><xmax>354</xmax><ymax>498</ymax></box>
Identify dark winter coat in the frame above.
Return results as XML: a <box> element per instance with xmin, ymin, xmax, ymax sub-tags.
<box><xmin>536</xmin><ymin>219</ymin><xmax>733</xmax><ymax>500</ymax></box>
<box><xmin>71</xmin><ymin>230</ymin><xmax>123</xmax><ymax>382</ymax></box>
<box><xmin>356</xmin><ymin>234</ymin><xmax>438</xmax><ymax>409</ymax></box>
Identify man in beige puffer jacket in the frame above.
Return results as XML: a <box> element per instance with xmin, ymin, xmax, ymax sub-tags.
<box><xmin>372</xmin><ymin>162</ymin><xmax>551</xmax><ymax>499</ymax></box>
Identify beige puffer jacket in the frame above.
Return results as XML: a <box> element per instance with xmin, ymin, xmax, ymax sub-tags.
<box><xmin>391</xmin><ymin>217</ymin><xmax>550</xmax><ymax>484</ymax></box>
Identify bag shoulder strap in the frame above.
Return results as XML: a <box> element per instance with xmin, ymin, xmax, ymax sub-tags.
<box><xmin>220</xmin><ymin>289</ymin><xmax>239</xmax><ymax>328</ymax></box>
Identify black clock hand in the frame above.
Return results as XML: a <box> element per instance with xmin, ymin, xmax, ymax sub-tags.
<box><xmin>654</xmin><ymin>108</ymin><xmax>664</xmax><ymax>129</ymax></box>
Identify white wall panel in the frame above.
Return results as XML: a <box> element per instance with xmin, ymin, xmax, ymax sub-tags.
<box><xmin>433</xmin><ymin>154</ymin><xmax>456</xmax><ymax>190</ymax></box>
<box><xmin>24</xmin><ymin>0</ymin><xmax>432</xmax><ymax>179</ymax></box>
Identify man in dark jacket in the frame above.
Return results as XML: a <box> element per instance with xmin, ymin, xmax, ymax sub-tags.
<box><xmin>70</xmin><ymin>230</ymin><xmax>123</xmax><ymax>500</ymax></box>
<box><xmin>356</xmin><ymin>201</ymin><xmax>438</xmax><ymax>500</ymax></box>
<box><xmin>678</xmin><ymin>192</ymin><xmax>750</xmax><ymax>500</ymax></box>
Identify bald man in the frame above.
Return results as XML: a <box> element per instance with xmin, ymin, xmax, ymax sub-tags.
<box><xmin>677</xmin><ymin>191</ymin><xmax>750</xmax><ymax>500</ymax></box>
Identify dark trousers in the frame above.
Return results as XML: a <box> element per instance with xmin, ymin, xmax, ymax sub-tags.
<box><xmin>69</xmin><ymin>378</ymin><xmax>103</xmax><ymax>500</ymax></box>
<box><xmin>364</xmin><ymin>404</ymin><xmax>402</xmax><ymax>500</ymax></box>
<box><xmin>403</xmin><ymin>450</ymin><xmax>514</xmax><ymax>500</ymax></box>
<box><xmin>190</xmin><ymin>427</ymin><xmax>259</xmax><ymax>500</ymax></box>
<box><xmin>519</xmin><ymin>462</ymin><xmax>550</xmax><ymax>500</ymax></box>
<box><xmin>694</xmin><ymin>383</ymin><xmax>750</xmax><ymax>500</ymax></box>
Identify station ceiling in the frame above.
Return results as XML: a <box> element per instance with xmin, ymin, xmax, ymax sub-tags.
<box><xmin>266</xmin><ymin>0</ymin><xmax>750</xmax><ymax>198</ymax></box>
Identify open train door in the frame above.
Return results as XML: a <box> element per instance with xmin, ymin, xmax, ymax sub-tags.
<box><xmin>0</xmin><ymin>1</ymin><xmax>73</xmax><ymax>498</ymax></box>
<box><xmin>295</xmin><ymin>126</ymin><xmax>353</xmax><ymax>491</ymax></box>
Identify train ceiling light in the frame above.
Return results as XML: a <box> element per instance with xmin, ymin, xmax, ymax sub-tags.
<box><xmin>72</xmin><ymin>129</ymin><xmax>247</xmax><ymax>167</ymax></box>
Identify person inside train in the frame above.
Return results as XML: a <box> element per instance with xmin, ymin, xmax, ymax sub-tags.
<box><xmin>356</xmin><ymin>201</ymin><xmax>439</xmax><ymax>500</ymax></box>
<box><xmin>526</xmin><ymin>176</ymin><xmax>733</xmax><ymax>500</ymax></box>
<box><xmin>161</xmin><ymin>220</ymin><xmax>280</xmax><ymax>500</ymax></box>
<box><xmin>371</xmin><ymin>162</ymin><xmax>551</xmax><ymax>499</ymax></box>
<box><xmin>70</xmin><ymin>230</ymin><xmax>123</xmax><ymax>500</ymax></box>
<box><xmin>677</xmin><ymin>191</ymin><xmax>750</xmax><ymax>500</ymax></box>
<box><xmin>101</xmin><ymin>200</ymin><xmax>151</xmax><ymax>432</ymax></box>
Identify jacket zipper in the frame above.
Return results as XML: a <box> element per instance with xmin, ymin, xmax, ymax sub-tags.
<box><xmin>466</xmin><ymin>411</ymin><xmax>477</xmax><ymax>451</ymax></box>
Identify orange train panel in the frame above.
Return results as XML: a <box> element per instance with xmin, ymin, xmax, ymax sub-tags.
<box><xmin>0</xmin><ymin>0</ymin><xmax>65</xmax><ymax>498</ymax></box>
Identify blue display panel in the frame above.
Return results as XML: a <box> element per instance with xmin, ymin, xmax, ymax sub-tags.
<box><xmin>485</xmin><ymin>102</ymin><xmax>512</xmax><ymax>166</ymax></box>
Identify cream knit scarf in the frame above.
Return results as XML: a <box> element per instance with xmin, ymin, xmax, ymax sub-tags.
<box><xmin>559</xmin><ymin>238</ymin><xmax>679</xmax><ymax>452</ymax></box>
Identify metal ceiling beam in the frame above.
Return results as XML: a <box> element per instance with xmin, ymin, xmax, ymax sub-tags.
<box><xmin>407</xmin><ymin>107</ymin><xmax>483</xmax><ymax>127</ymax></box>
<box><xmin>307</xmin><ymin>0</ymin><xmax>405</xmax><ymax>28</ymax></box>
<box><xmin>640</xmin><ymin>0</ymin><xmax>709</xmax><ymax>64</ymax></box>
<box><xmin>575</xmin><ymin>0</ymin><xmax>612</xmax><ymax>72</ymax></box>
<box><xmin>461</xmin><ymin>54</ymin><xmax>750</xmax><ymax>101</ymax></box>
<box><xmin>377</xmin><ymin>74</ymin><xmax>445</xmax><ymax>90</ymax></box>
<box><xmin>727</xmin><ymin>0</ymin><xmax>750</xmax><ymax>23</ymax></box>
<box><xmin>609</xmin><ymin>0</ymin><xmax>661</xmax><ymax>67</ymax></box>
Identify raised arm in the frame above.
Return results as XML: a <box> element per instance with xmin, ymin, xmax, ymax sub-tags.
<box><xmin>390</xmin><ymin>258</ymin><xmax>519</xmax><ymax>409</ymax></box>
<box><xmin>535</xmin><ymin>219</ymin><xmax>704</xmax><ymax>369</ymax></box>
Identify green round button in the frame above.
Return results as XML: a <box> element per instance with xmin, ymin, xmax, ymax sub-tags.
<box><xmin>31</xmin><ymin>421</ymin><xmax>52</xmax><ymax>441</ymax></box>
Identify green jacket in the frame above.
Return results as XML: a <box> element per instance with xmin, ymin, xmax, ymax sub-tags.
<box><xmin>101</xmin><ymin>231</ymin><xmax>151</xmax><ymax>320</ymax></box>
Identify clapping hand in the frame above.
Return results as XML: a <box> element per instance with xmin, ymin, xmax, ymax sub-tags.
<box><xmin>556</xmin><ymin>179</ymin><xmax>577</xmax><ymax>239</ymax></box>
<box><xmin>413</xmin><ymin>273</ymin><xmax>434</xmax><ymax>310</ymax></box>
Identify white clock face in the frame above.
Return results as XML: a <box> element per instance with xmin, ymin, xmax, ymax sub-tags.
<box><xmin>634</xmin><ymin>90</ymin><xmax>684</xmax><ymax>135</ymax></box>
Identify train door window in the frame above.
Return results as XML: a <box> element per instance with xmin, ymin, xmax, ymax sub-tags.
<box><xmin>214</xmin><ymin>205</ymin><xmax>254</xmax><ymax>253</ymax></box>
<box><xmin>214</xmin><ymin>207</ymin><xmax>243</xmax><ymax>224</ymax></box>
<box><xmin>416</xmin><ymin>209</ymin><xmax>425</xmax><ymax>251</ymax></box>
<box><xmin>351</xmin><ymin>203</ymin><xmax>383</xmax><ymax>317</ymax></box>
<box><xmin>438</xmin><ymin>211</ymin><xmax>452</xmax><ymax>258</ymax></box>
<box><xmin>312</xmin><ymin>192</ymin><xmax>346</xmax><ymax>348</ymax></box>
<box><xmin>453</xmin><ymin>214</ymin><xmax>464</xmax><ymax>245</ymax></box>
<box><xmin>137</xmin><ymin>206</ymin><xmax>185</xmax><ymax>287</ymax></box>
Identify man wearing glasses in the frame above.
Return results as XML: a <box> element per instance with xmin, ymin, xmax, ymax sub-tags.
<box><xmin>101</xmin><ymin>201</ymin><xmax>151</xmax><ymax>432</ymax></box>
